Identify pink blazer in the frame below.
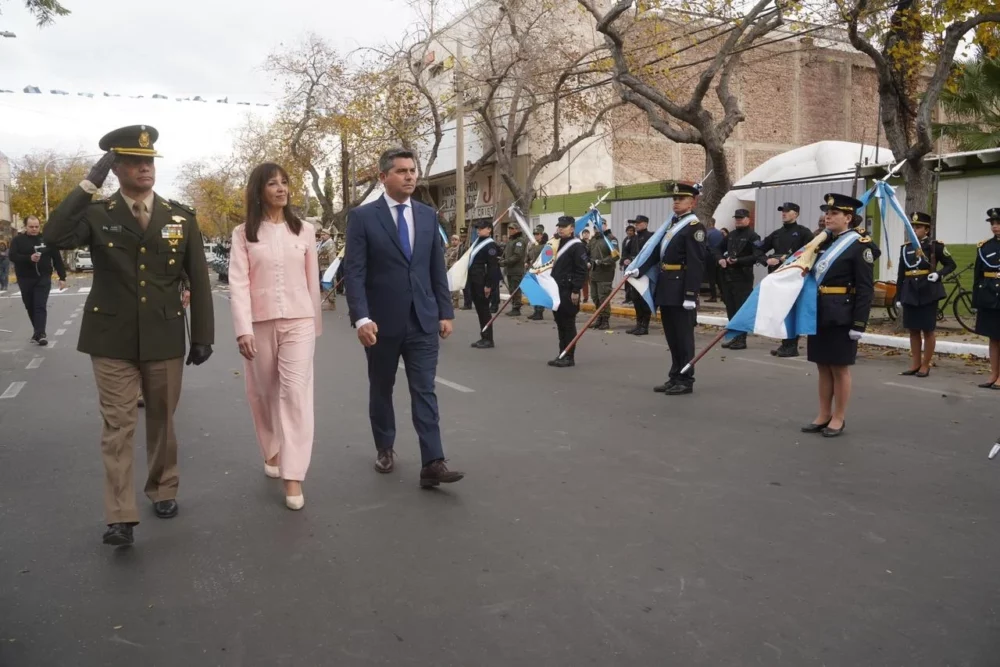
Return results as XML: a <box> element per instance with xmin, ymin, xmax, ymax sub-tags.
<box><xmin>229</xmin><ymin>220</ymin><xmax>322</xmax><ymax>339</ymax></box>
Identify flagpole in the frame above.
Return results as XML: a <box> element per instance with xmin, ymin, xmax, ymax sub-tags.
<box><xmin>680</xmin><ymin>329</ymin><xmax>728</xmax><ymax>375</ymax></box>
<box><xmin>482</xmin><ymin>287</ymin><xmax>520</xmax><ymax>333</ymax></box>
<box><xmin>557</xmin><ymin>275</ymin><xmax>629</xmax><ymax>359</ymax></box>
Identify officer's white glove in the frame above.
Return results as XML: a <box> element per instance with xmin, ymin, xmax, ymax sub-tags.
<box><xmin>927</xmin><ymin>272</ymin><xmax>940</xmax><ymax>282</ymax></box>
<box><xmin>624</xmin><ymin>267</ymin><xmax>640</xmax><ymax>279</ymax></box>
<box><xmin>895</xmin><ymin>302</ymin><xmax>902</xmax><ymax>309</ymax></box>
<box><xmin>682</xmin><ymin>300</ymin><xmax>696</xmax><ymax>311</ymax></box>
<box><xmin>848</xmin><ymin>329</ymin><xmax>863</xmax><ymax>341</ymax></box>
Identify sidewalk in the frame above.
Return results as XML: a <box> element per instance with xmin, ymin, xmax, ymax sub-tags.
<box><xmin>500</xmin><ymin>291</ymin><xmax>992</xmax><ymax>359</ymax></box>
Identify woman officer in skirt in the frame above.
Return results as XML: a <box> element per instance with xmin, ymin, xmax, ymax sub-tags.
<box><xmin>801</xmin><ymin>193</ymin><xmax>875</xmax><ymax>438</ymax></box>
<box><xmin>894</xmin><ymin>212</ymin><xmax>955</xmax><ymax>377</ymax></box>
<box><xmin>974</xmin><ymin>208</ymin><xmax>1000</xmax><ymax>389</ymax></box>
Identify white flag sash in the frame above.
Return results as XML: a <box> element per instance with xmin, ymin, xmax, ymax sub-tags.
<box><xmin>468</xmin><ymin>238</ymin><xmax>496</xmax><ymax>267</ymax></box>
<box><xmin>658</xmin><ymin>213</ymin><xmax>698</xmax><ymax>257</ymax></box>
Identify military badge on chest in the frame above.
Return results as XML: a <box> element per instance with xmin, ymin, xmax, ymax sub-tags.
<box><xmin>162</xmin><ymin>221</ymin><xmax>185</xmax><ymax>246</ymax></box>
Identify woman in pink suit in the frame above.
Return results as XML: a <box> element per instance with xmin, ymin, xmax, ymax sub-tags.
<box><xmin>229</xmin><ymin>163</ymin><xmax>321</xmax><ymax>510</ymax></box>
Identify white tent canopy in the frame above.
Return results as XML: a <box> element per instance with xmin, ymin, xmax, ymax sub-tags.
<box><xmin>711</xmin><ymin>141</ymin><xmax>895</xmax><ymax>225</ymax></box>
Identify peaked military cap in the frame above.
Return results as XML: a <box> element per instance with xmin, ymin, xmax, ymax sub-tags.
<box><xmin>987</xmin><ymin>208</ymin><xmax>1000</xmax><ymax>222</ymax></box>
<box><xmin>556</xmin><ymin>215</ymin><xmax>575</xmax><ymax>228</ymax></box>
<box><xmin>777</xmin><ymin>202</ymin><xmax>800</xmax><ymax>212</ymax></box>
<box><xmin>910</xmin><ymin>211</ymin><xmax>932</xmax><ymax>227</ymax></box>
<box><xmin>820</xmin><ymin>193</ymin><xmax>863</xmax><ymax>214</ymax></box>
<box><xmin>734</xmin><ymin>209</ymin><xmax>750</xmax><ymax>218</ymax></box>
<box><xmin>669</xmin><ymin>182</ymin><xmax>700</xmax><ymax>198</ymax></box>
<box><xmin>533</xmin><ymin>224</ymin><xmax>545</xmax><ymax>234</ymax></box>
<box><xmin>99</xmin><ymin>124</ymin><xmax>161</xmax><ymax>158</ymax></box>
<box><xmin>475</xmin><ymin>218</ymin><xmax>494</xmax><ymax>229</ymax></box>
<box><xmin>634</xmin><ymin>215</ymin><xmax>650</xmax><ymax>224</ymax></box>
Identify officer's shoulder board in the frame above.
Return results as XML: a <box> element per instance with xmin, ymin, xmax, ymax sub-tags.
<box><xmin>979</xmin><ymin>239</ymin><xmax>989</xmax><ymax>248</ymax></box>
<box><xmin>858</xmin><ymin>236</ymin><xmax>871</xmax><ymax>244</ymax></box>
<box><xmin>168</xmin><ymin>199</ymin><xmax>197</xmax><ymax>217</ymax></box>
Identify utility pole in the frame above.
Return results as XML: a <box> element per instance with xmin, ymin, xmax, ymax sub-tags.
<box><xmin>340</xmin><ymin>136</ymin><xmax>350</xmax><ymax>225</ymax></box>
<box><xmin>454</xmin><ymin>41</ymin><xmax>466</xmax><ymax>236</ymax></box>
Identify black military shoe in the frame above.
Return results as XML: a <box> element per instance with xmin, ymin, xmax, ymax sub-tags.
<box><xmin>775</xmin><ymin>344</ymin><xmax>799</xmax><ymax>358</ymax></box>
<box><xmin>527</xmin><ymin>312</ymin><xmax>543</xmax><ymax>321</ymax></box>
<box><xmin>663</xmin><ymin>383</ymin><xmax>693</xmax><ymax>395</ymax></box>
<box><xmin>633</xmin><ymin>326</ymin><xmax>649</xmax><ymax>336</ymax></box>
<box><xmin>103</xmin><ymin>523</ymin><xmax>134</xmax><ymax>546</ymax></box>
<box><xmin>547</xmin><ymin>357</ymin><xmax>575</xmax><ymax>368</ymax></box>
<box><xmin>653</xmin><ymin>380</ymin><xmax>676</xmax><ymax>393</ymax></box>
<box><xmin>152</xmin><ymin>499</ymin><xmax>178</xmax><ymax>519</ymax></box>
<box><xmin>471</xmin><ymin>339</ymin><xmax>495</xmax><ymax>349</ymax></box>
<box><xmin>721</xmin><ymin>338</ymin><xmax>734</xmax><ymax>349</ymax></box>
<box><xmin>595</xmin><ymin>317</ymin><xmax>610</xmax><ymax>330</ymax></box>
<box><xmin>728</xmin><ymin>335</ymin><xmax>747</xmax><ymax>350</ymax></box>
<box><xmin>37</xmin><ymin>333</ymin><xmax>48</xmax><ymax>346</ymax></box>
<box><xmin>507</xmin><ymin>310</ymin><xmax>521</xmax><ymax>317</ymax></box>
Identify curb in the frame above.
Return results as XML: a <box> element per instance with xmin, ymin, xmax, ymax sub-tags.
<box><xmin>503</xmin><ymin>294</ymin><xmax>991</xmax><ymax>359</ymax></box>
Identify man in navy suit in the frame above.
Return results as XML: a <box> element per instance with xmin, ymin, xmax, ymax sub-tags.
<box><xmin>344</xmin><ymin>148</ymin><xmax>465</xmax><ymax>488</ymax></box>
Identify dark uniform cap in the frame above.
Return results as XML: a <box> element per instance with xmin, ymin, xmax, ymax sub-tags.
<box><xmin>99</xmin><ymin>124</ymin><xmax>161</xmax><ymax>158</ymax></box>
<box><xmin>533</xmin><ymin>224</ymin><xmax>545</xmax><ymax>234</ymax></box>
<box><xmin>734</xmin><ymin>209</ymin><xmax>750</xmax><ymax>219</ymax></box>
<box><xmin>668</xmin><ymin>182</ymin><xmax>700</xmax><ymax>198</ymax></box>
<box><xmin>634</xmin><ymin>215</ymin><xmax>650</xmax><ymax>224</ymax></box>
<box><xmin>820</xmin><ymin>193</ymin><xmax>863</xmax><ymax>213</ymax></box>
<box><xmin>910</xmin><ymin>211</ymin><xmax>932</xmax><ymax>227</ymax></box>
<box><xmin>987</xmin><ymin>208</ymin><xmax>1000</xmax><ymax>222</ymax></box>
<box><xmin>475</xmin><ymin>218</ymin><xmax>493</xmax><ymax>230</ymax></box>
<box><xmin>555</xmin><ymin>215</ymin><xmax>575</xmax><ymax>228</ymax></box>
<box><xmin>777</xmin><ymin>202</ymin><xmax>800</xmax><ymax>212</ymax></box>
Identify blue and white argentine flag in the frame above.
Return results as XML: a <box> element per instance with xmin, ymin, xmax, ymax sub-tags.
<box><xmin>519</xmin><ymin>238</ymin><xmax>563</xmax><ymax>310</ymax></box>
<box><xmin>321</xmin><ymin>246</ymin><xmax>345</xmax><ymax>290</ymax></box>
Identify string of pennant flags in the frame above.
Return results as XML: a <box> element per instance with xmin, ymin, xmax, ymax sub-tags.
<box><xmin>2</xmin><ymin>86</ymin><xmax>271</xmax><ymax>107</ymax></box>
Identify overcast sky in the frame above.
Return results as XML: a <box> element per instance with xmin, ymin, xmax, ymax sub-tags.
<box><xmin>0</xmin><ymin>0</ymin><xmax>429</xmax><ymax>198</ymax></box>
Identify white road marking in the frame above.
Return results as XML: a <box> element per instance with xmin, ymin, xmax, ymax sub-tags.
<box><xmin>1</xmin><ymin>382</ymin><xmax>25</xmax><ymax>399</ymax></box>
<box><xmin>78</xmin><ymin>287</ymin><xmax>91</xmax><ymax>294</ymax></box>
<box><xmin>51</xmin><ymin>288</ymin><xmax>67</xmax><ymax>294</ymax></box>
<box><xmin>735</xmin><ymin>358</ymin><xmax>804</xmax><ymax>371</ymax></box>
<box><xmin>45</xmin><ymin>340</ymin><xmax>57</xmax><ymax>348</ymax></box>
<box><xmin>54</xmin><ymin>328</ymin><xmax>66</xmax><ymax>336</ymax></box>
<box><xmin>883</xmin><ymin>381</ymin><xmax>973</xmax><ymax>399</ymax></box>
<box><xmin>397</xmin><ymin>363</ymin><xmax>475</xmax><ymax>393</ymax></box>
<box><xmin>63</xmin><ymin>320</ymin><xmax>72</xmax><ymax>325</ymax></box>
<box><xmin>26</xmin><ymin>358</ymin><xmax>44</xmax><ymax>369</ymax></box>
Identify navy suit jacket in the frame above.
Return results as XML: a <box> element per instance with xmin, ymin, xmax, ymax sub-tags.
<box><xmin>344</xmin><ymin>196</ymin><xmax>455</xmax><ymax>338</ymax></box>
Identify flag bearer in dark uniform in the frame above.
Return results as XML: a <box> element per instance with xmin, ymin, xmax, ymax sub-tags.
<box><xmin>501</xmin><ymin>223</ymin><xmax>527</xmax><ymax>317</ymax></box>
<box><xmin>468</xmin><ymin>219</ymin><xmax>500</xmax><ymax>349</ymax></box>
<box><xmin>714</xmin><ymin>209</ymin><xmax>761</xmax><ymax>350</ymax></box>
<box><xmin>588</xmin><ymin>219</ymin><xmax>618</xmax><ymax>330</ymax></box>
<box><xmin>973</xmin><ymin>208</ymin><xmax>1000</xmax><ymax>389</ymax></box>
<box><xmin>43</xmin><ymin>125</ymin><xmax>214</xmax><ymax>547</ymax></box>
<box><xmin>894</xmin><ymin>211</ymin><xmax>956</xmax><ymax>377</ymax></box>
<box><xmin>800</xmin><ymin>193</ymin><xmax>873</xmax><ymax>438</ymax></box>
<box><xmin>629</xmin><ymin>183</ymin><xmax>707</xmax><ymax>395</ymax></box>
<box><xmin>627</xmin><ymin>215</ymin><xmax>654</xmax><ymax>335</ymax></box>
<box><xmin>548</xmin><ymin>215</ymin><xmax>589</xmax><ymax>368</ymax></box>
<box><xmin>526</xmin><ymin>225</ymin><xmax>547</xmax><ymax>320</ymax></box>
<box><xmin>758</xmin><ymin>202</ymin><xmax>812</xmax><ymax>356</ymax></box>
<box><xmin>620</xmin><ymin>222</ymin><xmax>637</xmax><ymax>305</ymax></box>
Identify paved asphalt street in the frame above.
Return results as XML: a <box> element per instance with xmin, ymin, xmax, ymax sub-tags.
<box><xmin>1</xmin><ymin>280</ymin><xmax>999</xmax><ymax>666</ymax></box>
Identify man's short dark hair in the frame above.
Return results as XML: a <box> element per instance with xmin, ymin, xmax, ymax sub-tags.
<box><xmin>626</xmin><ymin>224</ymin><xmax>635</xmax><ymax>232</ymax></box>
<box><xmin>379</xmin><ymin>148</ymin><xmax>416</xmax><ymax>174</ymax></box>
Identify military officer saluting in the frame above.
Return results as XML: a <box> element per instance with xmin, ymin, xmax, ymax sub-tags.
<box><xmin>894</xmin><ymin>211</ymin><xmax>955</xmax><ymax>377</ymax></box>
<box><xmin>627</xmin><ymin>182</ymin><xmax>707</xmax><ymax>395</ymax></box>
<box><xmin>44</xmin><ymin>125</ymin><xmax>214</xmax><ymax>547</ymax></box>
<box><xmin>500</xmin><ymin>222</ymin><xmax>527</xmax><ymax>317</ymax></box>
<box><xmin>973</xmin><ymin>208</ymin><xmax>1000</xmax><ymax>389</ymax></box>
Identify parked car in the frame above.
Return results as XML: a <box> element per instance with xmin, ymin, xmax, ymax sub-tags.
<box><xmin>74</xmin><ymin>249</ymin><xmax>92</xmax><ymax>271</ymax></box>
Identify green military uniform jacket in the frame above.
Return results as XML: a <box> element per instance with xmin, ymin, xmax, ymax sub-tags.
<box><xmin>588</xmin><ymin>233</ymin><xmax>618</xmax><ymax>282</ymax></box>
<box><xmin>43</xmin><ymin>186</ymin><xmax>214</xmax><ymax>362</ymax></box>
<box><xmin>501</xmin><ymin>232</ymin><xmax>527</xmax><ymax>277</ymax></box>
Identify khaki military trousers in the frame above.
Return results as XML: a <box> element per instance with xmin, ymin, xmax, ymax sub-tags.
<box><xmin>92</xmin><ymin>356</ymin><xmax>184</xmax><ymax>524</ymax></box>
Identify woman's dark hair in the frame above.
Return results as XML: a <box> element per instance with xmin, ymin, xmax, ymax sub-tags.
<box><xmin>244</xmin><ymin>162</ymin><xmax>302</xmax><ymax>242</ymax></box>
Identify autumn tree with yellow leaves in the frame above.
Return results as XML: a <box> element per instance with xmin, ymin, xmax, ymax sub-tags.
<box><xmin>9</xmin><ymin>151</ymin><xmax>110</xmax><ymax>222</ymax></box>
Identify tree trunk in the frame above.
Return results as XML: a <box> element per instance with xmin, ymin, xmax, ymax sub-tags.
<box><xmin>901</xmin><ymin>160</ymin><xmax>932</xmax><ymax>216</ymax></box>
<box><xmin>694</xmin><ymin>143</ymin><xmax>732</xmax><ymax>225</ymax></box>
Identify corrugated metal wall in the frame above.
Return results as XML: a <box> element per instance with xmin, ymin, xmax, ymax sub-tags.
<box><xmin>753</xmin><ymin>179</ymin><xmax>863</xmax><ymax>237</ymax></box>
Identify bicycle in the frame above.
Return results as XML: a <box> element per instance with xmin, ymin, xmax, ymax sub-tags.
<box><xmin>885</xmin><ymin>263</ymin><xmax>977</xmax><ymax>334</ymax></box>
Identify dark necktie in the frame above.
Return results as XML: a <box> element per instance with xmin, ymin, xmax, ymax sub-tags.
<box><xmin>396</xmin><ymin>204</ymin><xmax>411</xmax><ymax>260</ymax></box>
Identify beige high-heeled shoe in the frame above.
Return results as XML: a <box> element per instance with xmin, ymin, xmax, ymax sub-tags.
<box><xmin>285</xmin><ymin>495</ymin><xmax>304</xmax><ymax>510</ymax></box>
<box><xmin>264</xmin><ymin>463</ymin><xmax>280</xmax><ymax>479</ymax></box>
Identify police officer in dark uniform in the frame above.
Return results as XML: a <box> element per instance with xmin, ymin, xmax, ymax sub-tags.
<box><xmin>548</xmin><ymin>215</ymin><xmax>589</xmax><ymax>368</ymax></box>
<box><xmin>894</xmin><ymin>211</ymin><xmax>956</xmax><ymax>377</ymax></box>
<box><xmin>43</xmin><ymin>125</ymin><xmax>214</xmax><ymax>546</ymax></box>
<box><xmin>758</xmin><ymin>202</ymin><xmax>813</xmax><ymax>356</ymax></box>
<box><xmin>501</xmin><ymin>224</ymin><xmax>527</xmax><ymax>316</ymax></box>
<box><xmin>629</xmin><ymin>183</ymin><xmax>707</xmax><ymax>395</ymax></box>
<box><xmin>714</xmin><ymin>209</ymin><xmax>761</xmax><ymax>350</ymax></box>
<box><xmin>800</xmin><ymin>193</ymin><xmax>874</xmax><ymax>438</ymax></box>
<box><xmin>468</xmin><ymin>218</ymin><xmax>500</xmax><ymax>349</ymax></box>
<box><xmin>974</xmin><ymin>207</ymin><xmax>1000</xmax><ymax>389</ymax></box>
<box><xmin>620</xmin><ymin>222</ymin><xmax>637</xmax><ymax>305</ymax></box>
<box><xmin>627</xmin><ymin>215</ymin><xmax>654</xmax><ymax>335</ymax></box>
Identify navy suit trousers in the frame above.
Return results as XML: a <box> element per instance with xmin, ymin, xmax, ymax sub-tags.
<box><xmin>364</xmin><ymin>307</ymin><xmax>445</xmax><ymax>466</ymax></box>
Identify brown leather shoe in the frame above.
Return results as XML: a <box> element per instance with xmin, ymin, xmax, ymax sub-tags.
<box><xmin>419</xmin><ymin>460</ymin><xmax>464</xmax><ymax>488</ymax></box>
<box><xmin>374</xmin><ymin>449</ymin><xmax>394</xmax><ymax>474</ymax></box>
